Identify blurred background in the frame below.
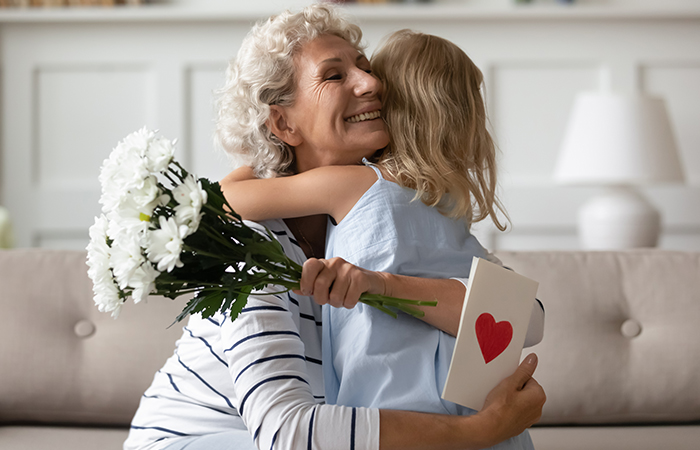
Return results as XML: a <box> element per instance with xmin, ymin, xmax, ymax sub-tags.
<box><xmin>0</xmin><ymin>0</ymin><xmax>698</xmax><ymax>251</ymax></box>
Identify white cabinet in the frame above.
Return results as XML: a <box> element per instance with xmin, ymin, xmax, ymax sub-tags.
<box><xmin>1</xmin><ymin>3</ymin><xmax>699</xmax><ymax>250</ymax></box>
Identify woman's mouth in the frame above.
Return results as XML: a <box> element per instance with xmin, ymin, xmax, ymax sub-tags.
<box><xmin>346</xmin><ymin>110</ymin><xmax>381</xmax><ymax>123</ymax></box>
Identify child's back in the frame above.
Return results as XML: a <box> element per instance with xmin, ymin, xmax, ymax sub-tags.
<box><xmin>323</xmin><ymin>161</ymin><xmax>494</xmax><ymax>415</ymax></box>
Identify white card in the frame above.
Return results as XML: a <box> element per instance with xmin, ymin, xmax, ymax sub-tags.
<box><xmin>441</xmin><ymin>257</ymin><xmax>539</xmax><ymax>411</ymax></box>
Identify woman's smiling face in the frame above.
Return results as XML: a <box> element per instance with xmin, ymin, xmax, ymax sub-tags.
<box><xmin>274</xmin><ymin>34</ymin><xmax>389</xmax><ymax>172</ymax></box>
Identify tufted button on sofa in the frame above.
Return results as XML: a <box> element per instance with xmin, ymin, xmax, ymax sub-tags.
<box><xmin>0</xmin><ymin>249</ymin><xmax>186</xmax><ymax>449</ymax></box>
<box><xmin>496</xmin><ymin>250</ymin><xmax>700</xmax><ymax>449</ymax></box>
<box><xmin>1</xmin><ymin>248</ymin><xmax>699</xmax><ymax>450</ymax></box>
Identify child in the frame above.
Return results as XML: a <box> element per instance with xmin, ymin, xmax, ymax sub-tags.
<box><xmin>321</xmin><ymin>30</ymin><xmax>513</xmax><ymax>416</ymax></box>
<box><xmin>223</xmin><ymin>29</ymin><xmax>542</xmax><ymax>441</ymax></box>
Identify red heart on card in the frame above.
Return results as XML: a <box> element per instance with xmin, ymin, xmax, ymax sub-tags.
<box><xmin>475</xmin><ymin>313</ymin><xmax>513</xmax><ymax>364</ymax></box>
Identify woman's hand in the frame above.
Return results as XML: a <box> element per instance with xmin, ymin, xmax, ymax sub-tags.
<box><xmin>296</xmin><ymin>256</ymin><xmax>466</xmax><ymax>336</ymax></box>
<box><xmin>476</xmin><ymin>353</ymin><xmax>546</xmax><ymax>446</ymax></box>
<box><xmin>295</xmin><ymin>257</ymin><xmax>389</xmax><ymax>308</ymax></box>
<box><xmin>378</xmin><ymin>353</ymin><xmax>545</xmax><ymax>450</ymax></box>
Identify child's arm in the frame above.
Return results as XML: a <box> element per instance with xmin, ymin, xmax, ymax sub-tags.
<box><xmin>220</xmin><ymin>165</ymin><xmax>377</xmax><ymax>223</ymax></box>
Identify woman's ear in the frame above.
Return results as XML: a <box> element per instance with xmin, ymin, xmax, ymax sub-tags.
<box><xmin>267</xmin><ymin>106</ymin><xmax>303</xmax><ymax>147</ymax></box>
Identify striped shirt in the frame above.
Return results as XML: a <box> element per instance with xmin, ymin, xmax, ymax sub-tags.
<box><xmin>124</xmin><ymin>219</ymin><xmax>380</xmax><ymax>450</ymax></box>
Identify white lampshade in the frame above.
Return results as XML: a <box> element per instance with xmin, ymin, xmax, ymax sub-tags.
<box><xmin>554</xmin><ymin>92</ymin><xmax>684</xmax><ymax>185</ymax></box>
<box><xmin>554</xmin><ymin>92</ymin><xmax>685</xmax><ymax>249</ymax></box>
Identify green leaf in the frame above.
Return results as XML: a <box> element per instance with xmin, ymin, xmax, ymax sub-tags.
<box><xmin>171</xmin><ymin>294</ymin><xmax>204</xmax><ymax>326</ymax></box>
<box><xmin>228</xmin><ymin>285</ymin><xmax>252</xmax><ymax>321</ymax></box>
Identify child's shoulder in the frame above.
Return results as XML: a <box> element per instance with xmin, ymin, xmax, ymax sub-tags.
<box><xmin>308</xmin><ymin>164</ymin><xmax>380</xmax><ymax>223</ymax></box>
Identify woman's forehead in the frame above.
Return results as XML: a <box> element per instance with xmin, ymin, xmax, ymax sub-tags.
<box><xmin>296</xmin><ymin>35</ymin><xmax>365</xmax><ymax>68</ymax></box>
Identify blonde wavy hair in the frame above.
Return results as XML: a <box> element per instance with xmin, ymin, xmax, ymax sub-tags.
<box><xmin>372</xmin><ymin>30</ymin><xmax>507</xmax><ymax>230</ymax></box>
<box><xmin>215</xmin><ymin>4</ymin><xmax>364</xmax><ymax>178</ymax></box>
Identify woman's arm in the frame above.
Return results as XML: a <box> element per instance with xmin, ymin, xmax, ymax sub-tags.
<box><xmin>222</xmin><ymin>222</ymin><xmax>545</xmax><ymax>450</ymax></box>
<box><xmin>220</xmin><ymin>165</ymin><xmax>377</xmax><ymax>223</ymax></box>
<box><xmin>296</xmin><ymin>257</ymin><xmax>465</xmax><ymax>336</ymax></box>
<box><xmin>299</xmin><ymin>258</ymin><xmax>545</xmax><ymax>340</ymax></box>
<box><xmin>222</xmin><ymin>284</ymin><xmax>544</xmax><ymax>450</ymax></box>
<box><xmin>222</xmin><ymin>271</ymin><xmax>543</xmax><ymax>449</ymax></box>
<box><xmin>380</xmin><ymin>354</ymin><xmax>545</xmax><ymax>450</ymax></box>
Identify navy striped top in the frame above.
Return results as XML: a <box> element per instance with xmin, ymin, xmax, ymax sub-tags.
<box><xmin>124</xmin><ymin>219</ymin><xmax>379</xmax><ymax>450</ymax></box>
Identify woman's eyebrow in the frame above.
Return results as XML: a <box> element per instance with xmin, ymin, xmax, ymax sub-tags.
<box><xmin>318</xmin><ymin>57</ymin><xmax>342</xmax><ymax>67</ymax></box>
<box><xmin>317</xmin><ymin>54</ymin><xmax>367</xmax><ymax>68</ymax></box>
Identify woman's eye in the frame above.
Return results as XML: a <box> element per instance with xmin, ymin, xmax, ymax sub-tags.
<box><xmin>325</xmin><ymin>74</ymin><xmax>342</xmax><ymax>81</ymax></box>
<box><xmin>363</xmin><ymin>69</ymin><xmax>373</xmax><ymax>74</ymax></box>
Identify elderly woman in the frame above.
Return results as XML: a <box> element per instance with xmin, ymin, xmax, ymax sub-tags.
<box><xmin>124</xmin><ymin>5</ymin><xmax>545</xmax><ymax>450</ymax></box>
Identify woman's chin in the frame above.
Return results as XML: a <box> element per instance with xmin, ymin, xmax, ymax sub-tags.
<box><xmin>346</xmin><ymin>120</ymin><xmax>389</xmax><ymax>150</ymax></box>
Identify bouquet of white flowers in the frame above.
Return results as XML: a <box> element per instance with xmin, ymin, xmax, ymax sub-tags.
<box><xmin>86</xmin><ymin>128</ymin><xmax>435</xmax><ymax>323</ymax></box>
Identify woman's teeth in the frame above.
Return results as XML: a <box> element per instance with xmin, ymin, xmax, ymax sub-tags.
<box><xmin>346</xmin><ymin>110</ymin><xmax>381</xmax><ymax>123</ymax></box>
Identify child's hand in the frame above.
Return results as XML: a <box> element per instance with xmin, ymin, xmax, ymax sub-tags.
<box><xmin>294</xmin><ymin>257</ymin><xmax>389</xmax><ymax>309</ymax></box>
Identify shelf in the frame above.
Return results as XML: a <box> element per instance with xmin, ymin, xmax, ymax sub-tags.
<box><xmin>1</xmin><ymin>3</ymin><xmax>700</xmax><ymax>24</ymax></box>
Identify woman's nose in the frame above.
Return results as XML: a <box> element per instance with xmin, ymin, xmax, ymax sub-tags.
<box><xmin>353</xmin><ymin>69</ymin><xmax>381</xmax><ymax>97</ymax></box>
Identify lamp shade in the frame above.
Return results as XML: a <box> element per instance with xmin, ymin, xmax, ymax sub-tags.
<box><xmin>554</xmin><ymin>92</ymin><xmax>684</xmax><ymax>185</ymax></box>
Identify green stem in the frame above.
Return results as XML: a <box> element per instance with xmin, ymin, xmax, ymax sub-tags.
<box><xmin>203</xmin><ymin>202</ymin><xmax>230</xmax><ymax>218</ymax></box>
<box><xmin>359</xmin><ymin>293</ymin><xmax>438</xmax><ymax>307</ymax></box>
<box><xmin>196</xmin><ymin>224</ymin><xmax>245</xmax><ymax>254</ymax></box>
<box><xmin>395</xmin><ymin>304</ymin><xmax>426</xmax><ymax>318</ymax></box>
<box><xmin>162</xmin><ymin>169</ymin><xmax>180</xmax><ymax>187</ymax></box>
<box><xmin>360</xmin><ymin>299</ymin><xmax>398</xmax><ymax>319</ymax></box>
<box><xmin>172</xmin><ymin>161</ymin><xmax>188</xmax><ymax>176</ymax></box>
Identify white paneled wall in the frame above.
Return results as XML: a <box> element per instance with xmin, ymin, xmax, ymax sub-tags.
<box><xmin>1</xmin><ymin>3</ymin><xmax>699</xmax><ymax>252</ymax></box>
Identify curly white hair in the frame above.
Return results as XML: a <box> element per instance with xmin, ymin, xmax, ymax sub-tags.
<box><xmin>215</xmin><ymin>4</ymin><xmax>365</xmax><ymax>178</ymax></box>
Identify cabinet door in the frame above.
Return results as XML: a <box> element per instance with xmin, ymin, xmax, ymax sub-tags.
<box><xmin>1</xmin><ymin>23</ymin><xmax>236</xmax><ymax>249</ymax></box>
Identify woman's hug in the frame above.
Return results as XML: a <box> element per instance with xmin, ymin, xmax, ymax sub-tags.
<box><xmin>124</xmin><ymin>4</ymin><xmax>546</xmax><ymax>450</ymax></box>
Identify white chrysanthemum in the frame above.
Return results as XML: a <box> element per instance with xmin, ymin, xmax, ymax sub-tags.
<box><xmin>147</xmin><ymin>215</ymin><xmax>188</xmax><ymax>272</ymax></box>
<box><xmin>130</xmin><ymin>175</ymin><xmax>160</xmax><ymax>210</ymax></box>
<box><xmin>109</xmin><ymin>215</ymin><xmax>147</xmax><ymax>244</ymax></box>
<box><xmin>86</xmin><ymin>215</ymin><xmax>112</xmax><ymax>285</ymax></box>
<box><xmin>93</xmin><ymin>276</ymin><xmax>124</xmax><ymax>318</ymax></box>
<box><xmin>105</xmin><ymin>209</ymin><xmax>147</xmax><ymax>254</ymax></box>
<box><xmin>99</xmin><ymin>127</ymin><xmax>167</xmax><ymax>214</ymax></box>
<box><xmin>145</xmin><ymin>136</ymin><xmax>175</xmax><ymax>173</ymax></box>
<box><xmin>172</xmin><ymin>174</ymin><xmax>208</xmax><ymax>232</ymax></box>
<box><xmin>86</xmin><ymin>216</ymin><xmax>124</xmax><ymax>318</ymax></box>
<box><xmin>122</xmin><ymin>126</ymin><xmax>155</xmax><ymax>150</ymax></box>
<box><xmin>111</xmin><ymin>232</ymin><xmax>147</xmax><ymax>289</ymax></box>
<box><xmin>130</xmin><ymin>262</ymin><xmax>160</xmax><ymax>304</ymax></box>
<box><xmin>100</xmin><ymin>149</ymin><xmax>151</xmax><ymax>213</ymax></box>
<box><xmin>111</xmin><ymin>190</ymin><xmax>169</xmax><ymax>234</ymax></box>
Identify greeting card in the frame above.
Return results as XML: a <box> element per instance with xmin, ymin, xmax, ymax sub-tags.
<box><xmin>442</xmin><ymin>257</ymin><xmax>539</xmax><ymax>410</ymax></box>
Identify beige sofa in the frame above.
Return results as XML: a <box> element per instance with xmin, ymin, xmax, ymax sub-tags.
<box><xmin>1</xmin><ymin>249</ymin><xmax>699</xmax><ymax>449</ymax></box>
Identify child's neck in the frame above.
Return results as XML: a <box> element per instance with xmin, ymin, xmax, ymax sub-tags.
<box><xmin>285</xmin><ymin>215</ymin><xmax>327</xmax><ymax>259</ymax></box>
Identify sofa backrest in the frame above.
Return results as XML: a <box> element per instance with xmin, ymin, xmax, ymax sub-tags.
<box><xmin>497</xmin><ymin>250</ymin><xmax>700</xmax><ymax>425</ymax></box>
<box><xmin>0</xmin><ymin>249</ymin><xmax>186</xmax><ymax>426</ymax></box>
<box><xmin>2</xmin><ymin>249</ymin><xmax>699</xmax><ymax>428</ymax></box>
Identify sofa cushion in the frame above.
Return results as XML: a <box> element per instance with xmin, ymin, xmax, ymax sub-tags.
<box><xmin>497</xmin><ymin>250</ymin><xmax>700</xmax><ymax>425</ymax></box>
<box><xmin>0</xmin><ymin>425</ymin><xmax>128</xmax><ymax>450</ymax></box>
<box><xmin>529</xmin><ymin>425</ymin><xmax>700</xmax><ymax>450</ymax></box>
<box><xmin>0</xmin><ymin>249</ymin><xmax>185</xmax><ymax>426</ymax></box>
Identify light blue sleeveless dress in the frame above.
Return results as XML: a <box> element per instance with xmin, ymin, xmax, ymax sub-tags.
<box><xmin>322</xmin><ymin>162</ymin><xmax>534</xmax><ymax>449</ymax></box>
